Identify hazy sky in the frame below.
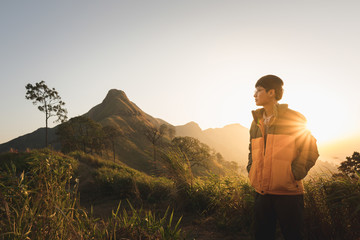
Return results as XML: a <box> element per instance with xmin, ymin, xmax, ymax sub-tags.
<box><xmin>1</xmin><ymin>1</ymin><xmax>360</xmax><ymax>158</ymax></box>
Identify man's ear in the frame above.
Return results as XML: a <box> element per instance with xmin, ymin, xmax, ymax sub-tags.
<box><xmin>268</xmin><ymin>89</ymin><xmax>275</xmax><ymax>98</ymax></box>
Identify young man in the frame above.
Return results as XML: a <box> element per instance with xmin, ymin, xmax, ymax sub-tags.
<box><xmin>247</xmin><ymin>75</ymin><xmax>319</xmax><ymax>240</ymax></box>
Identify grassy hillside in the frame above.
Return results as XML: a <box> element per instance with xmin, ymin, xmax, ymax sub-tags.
<box><xmin>0</xmin><ymin>89</ymin><xmax>250</xmax><ymax>177</ymax></box>
<box><xmin>1</xmin><ymin>149</ymin><xmax>359</xmax><ymax>239</ymax></box>
<box><xmin>0</xmin><ymin>150</ymin><xmax>182</xmax><ymax>240</ymax></box>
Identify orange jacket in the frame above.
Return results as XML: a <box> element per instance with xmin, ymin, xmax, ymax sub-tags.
<box><xmin>247</xmin><ymin>104</ymin><xmax>319</xmax><ymax>195</ymax></box>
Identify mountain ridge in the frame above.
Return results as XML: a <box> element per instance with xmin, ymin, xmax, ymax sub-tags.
<box><xmin>0</xmin><ymin>88</ymin><xmax>340</xmax><ymax>175</ymax></box>
<box><xmin>0</xmin><ymin>89</ymin><xmax>250</xmax><ymax>173</ymax></box>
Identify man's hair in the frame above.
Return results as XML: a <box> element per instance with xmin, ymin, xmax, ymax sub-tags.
<box><xmin>255</xmin><ymin>75</ymin><xmax>284</xmax><ymax>100</ymax></box>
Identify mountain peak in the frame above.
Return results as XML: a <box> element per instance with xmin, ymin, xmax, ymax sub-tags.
<box><xmin>185</xmin><ymin>121</ymin><xmax>202</xmax><ymax>130</ymax></box>
<box><xmin>175</xmin><ymin>121</ymin><xmax>202</xmax><ymax>137</ymax></box>
<box><xmin>85</xmin><ymin>89</ymin><xmax>143</xmax><ymax>122</ymax></box>
<box><xmin>104</xmin><ymin>89</ymin><xmax>129</xmax><ymax>102</ymax></box>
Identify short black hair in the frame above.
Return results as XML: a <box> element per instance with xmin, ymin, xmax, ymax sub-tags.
<box><xmin>255</xmin><ymin>75</ymin><xmax>284</xmax><ymax>100</ymax></box>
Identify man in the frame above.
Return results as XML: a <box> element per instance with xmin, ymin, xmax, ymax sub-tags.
<box><xmin>247</xmin><ymin>75</ymin><xmax>319</xmax><ymax>240</ymax></box>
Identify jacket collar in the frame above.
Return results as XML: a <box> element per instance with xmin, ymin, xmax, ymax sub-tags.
<box><xmin>252</xmin><ymin>104</ymin><xmax>289</xmax><ymax>123</ymax></box>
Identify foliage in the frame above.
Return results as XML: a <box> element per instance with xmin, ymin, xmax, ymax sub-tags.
<box><xmin>57</xmin><ymin>116</ymin><xmax>104</xmax><ymax>154</ymax></box>
<box><xmin>105</xmin><ymin>200</ymin><xmax>182</xmax><ymax>240</ymax></box>
<box><xmin>304</xmin><ymin>174</ymin><xmax>360</xmax><ymax>240</ymax></box>
<box><xmin>0</xmin><ymin>150</ymin><xmax>182</xmax><ymax>240</ymax></box>
<box><xmin>179</xmin><ymin>172</ymin><xmax>360</xmax><ymax>239</ymax></box>
<box><xmin>102</xmin><ymin>125</ymin><xmax>121</xmax><ymax>162</ymax></box>
<box><xmin>0</xmin><ymin>152</ymin><xmax>32</xmax><ymax>173</ymax></box>
<box><xmin>171</xmin><ymin>137</ymin><xmax>211</xmax><ymax>170</ymax></box>
<box><xmin>167</xmin><ymin>126</ymin><xmax>176</xmax><ymax>140</ymax></box>
<box><xmin>68</xmin><ymin>150</ymin><xmax>103</xmax><ymax>168</ymax></box>
<box><xmin>95</xmin><ymin>166</ymin><xmax>173</xmax><ymax>203</ymax></box>
<box><xmin>184</xmin><ymin>175</ymin><xmax>255</xmax><ymax>234</ymax></box>
<box><xmin>144</xmin><ymin>124</ymin><xmax>169</xmax><ymax>173</ymax></box>
<box><xmin>338</xmin><ymin>151</ymin><xmax>360</xmax><ymax>177</ymax></box>
<box><xmin>68</xmin><ymin>150</ymin><xmax>173</xmax><ymax>204</ymax></box>
<box><xmin>158</xmin><ymin>149</ymin><xmax>255</xmax><ymax>233</ymax></box>
<box><xmin>25</xmin><ymin>81</ymin><xmax>67</xmax><ymax>147</ymax></box>
<box><xmin>2</xmin><ymin>148</ymin><xmax>360</xmax><ymax>239</ymax></box>
<box><xmin>58</xmin><ymin>118</ymin><xmax>123</xmax><ymax>162</ymax></box>
<box><xmin>159</xmin><ymin>147</ymin><xmax>360</xmax><ymax>238</ymax></box>
<box><xmin>160</xmin><ymin>149</ymin><xmax>193</xmax><ymax>192</ymax></box>
<box><xmin>0</xmin><ymin>149</ymin><xmax>80</xmax><ymax>239</ymax></box>
<box><xmin>169</xmin><ymin>137</ymin><xmax>238</xmax><ymax>176</ymax></box>
<box><xmin>144</xmin><ymin>124</ymin><xmax>169</xmax><ymax>146</ymax></box>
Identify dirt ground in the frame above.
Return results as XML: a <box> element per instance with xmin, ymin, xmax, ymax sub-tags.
<box><xmin>180</xmin><ymin>214</ymin><xmax>251</xmax><ymax>240</ymax></box>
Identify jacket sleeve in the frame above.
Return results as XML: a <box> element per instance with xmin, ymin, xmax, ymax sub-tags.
<box><xmin>247</xmin><ymin>121</ymin><xmax>256</xmax><ymax>173</ymax></box>
<box><xmin>291</xmin><ymin>119</ymin><xmax>319</xmax><ymax>180</ymax></box>
<box><xmin>247</xmin><ymin>141</ymin><xmax>252</xmax><ymax>173</ymax></box>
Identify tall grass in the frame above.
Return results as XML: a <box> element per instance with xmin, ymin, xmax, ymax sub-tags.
<box><xmin>159</xmin><ymin>149</ymin><xmax>360</xmax><ymax>238</ymax></box>
<box><xmin>160</xmin><ymin>150</ymin><xmax>254</xmax><ymax>233</ymax></box>
<box><xmin>68</xmin><ymin>150</ymin><xmax>174</xmax><ymax>204</ymax></box>
<box><xmin>95</xmin><ymin>166</ymin><xmax>173</xmax><ymax>203</ymax></box>
<box><xmin>304</xmin><ymin>174</ymin><xmax>360</xmax><ymax>240</ymax></box>
<box><xmin>0</xmin><ymin>149</ymin><xmax>182</xmax><ymax>240</ymax></box>
<box><xmin>1</xmin><ymin>149</ymin><xmax>359</xmax><ymax>239</ymax></box>
<box><xmin>0</xmin><ymin>149</ymin><xmax>82</xmax><ymax>239</ymax></box>
<box><xmin>184</xmin><ymin>173</ymin><xmax>360</xmax><ymax>239</ymax></box>
<box><xmin>185</xmin><ymin>174</ymin><xmax>255</xmax><ymax>235</ymax></box>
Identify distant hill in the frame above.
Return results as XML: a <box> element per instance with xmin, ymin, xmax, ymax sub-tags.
<box><xmin>0</xmin><ymin>89</ymin><xmax>250</xmax><ymax>174</ymax></box>
<box><xmin>176</xmin><ymin>122</ymin><xmax>249</xmax><ymax>171</ymax></box>
<box><xmin>0</xmin><ymin>127</ymin><xmax>60</xmax><ymax>152</ymax></box>
<box><xmin>0</xmin><ymin>89</ymin><xmax>343</xmax><ymax>175</ymax></box>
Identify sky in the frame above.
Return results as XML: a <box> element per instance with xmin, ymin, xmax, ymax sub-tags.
<box><xmin>1</xmin><ymin>0</ymin><xmax>360</xmax><ymax>161</ymax></box>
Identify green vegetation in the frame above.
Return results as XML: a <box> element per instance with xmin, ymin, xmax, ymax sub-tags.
<box><xmin>25</xmin><ymin>81</ymin><xmax>68</xmax><ymax>147</ymax></box>
<box><xmin>0</xmin><ymin>150</ymin><xmax>182</xmax><ymax>240</ymax></box>
<box><xmin>304</xmin><ymin>174</ymin><xmax>360</xmax><ymax>239</ymax></box>
<box><xmin>338</xmin><ymin>151</ymin><xmax>360</xmax><ymax>178</ymax></box>
<box><xmin>57</xmin><ymin>116</ymin><xmax>107</xmax><ymax>154</ymax></box>
<box><xmin>57</xmin><ymin>116</ymin><xmax>239</xmax><ymax>178</ymax></box>
<box><xmin>1</xmin><ymin>149</ymin><xmax>359</xmax><ymax>239</ymax></box>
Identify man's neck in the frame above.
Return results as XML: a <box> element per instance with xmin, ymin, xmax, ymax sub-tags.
<box><xmin>263</xmin><ymin>102</ymin><xmax>277</xmax><ymax>117</ymax></box>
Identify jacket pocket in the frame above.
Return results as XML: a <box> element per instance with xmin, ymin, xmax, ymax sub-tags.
<box><xmin>249</xmin><ymin>138</ymin><xmax>263</xmax><ymax>189</ymax></box>
<box><xmin>270</xmin><ymin>159</ymin><xmax>299</xmax><ymax>192</ymax></box>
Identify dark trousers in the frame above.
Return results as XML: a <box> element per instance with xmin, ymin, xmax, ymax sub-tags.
<box><xmin>254</xmin><ymin>193</ymin><xmax>304</xmax><ymax>240</ymax></box>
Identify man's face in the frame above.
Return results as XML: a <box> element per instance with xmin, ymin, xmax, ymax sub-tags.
<box><xmin>254</xmin><ymin>86</ymin><xmax>275</xmax><ymax>106</ymax></box>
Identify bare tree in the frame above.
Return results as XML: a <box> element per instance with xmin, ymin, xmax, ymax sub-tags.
<box><xmin>144</xmin><ymin>124</ymin><xmax>168</xmax><ymax>172</ymax></box>
<box><xmin>103</xmin><ymin>125</ymin><xmax>121</xmax><ymax>162</ymax></box>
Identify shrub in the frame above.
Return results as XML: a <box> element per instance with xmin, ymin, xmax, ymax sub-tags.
<box><xmin>304</xmin><ymin>174</ymin><xmax>360</xmax><ymax>239</ymax></box>
<box><xmin>0</xmin><ymin>149</ymin><xmax>81</xmax><ymax>239</ymax></box>
<box><xmin>0</xmin><ymin>149</ymin><xmax>182</xmax><ymax>240</ymax></box>
<box><xmin>94</xmin><ymin>165</ymin><xmax>173</xmax><ymax>202</ymax></box>
<box><xmin>68</xmin><ymin>150</ymin><xmax>102</xmax><ymax>168</ymax></box>
<box><xmin>188</xmin><ymin>175</ymin><xmax>255</xmax><ymax>233</ymax></box>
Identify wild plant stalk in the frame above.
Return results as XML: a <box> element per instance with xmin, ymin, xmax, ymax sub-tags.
<box><xmin>0</xmin><ymin>150</ymin><xmax>183</xmax><ymax>240</ymax></box>
<box><xmin>102</xmin><ymin>200</ymin><xmax>182</xmax><ymax>240</ymax></box>
<box><xmin>304</xmin><ymin>174</ymin><xmax>360</xmax><ymax>240</ymax></box>
<box><xmin>2</xmin><ymin>149</ymin><xmax>358</xmax><ymax>239</ymax></box>
<box><xmin>0</xmin><ymin>150</ymin><xmax>82</xmax><ymax>239</ymax></box>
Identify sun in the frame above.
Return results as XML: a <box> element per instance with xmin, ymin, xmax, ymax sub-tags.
<box><xmin>306</xmin><ymin>117</ymin><xmax>331</xmax><ymax>144</ymax></box>
<box><xmin>302</xmin><ymin>104</ymin><xmax>349</xmax><ymax>145</ymax></box>
<box><xmin>285</xmin><ymin>88</ymin><xmax>350</xmax><ymax>145</ymax></box>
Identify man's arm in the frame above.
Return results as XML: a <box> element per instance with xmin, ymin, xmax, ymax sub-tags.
<box><xmin>247</xmin><ymin>141</ymin><xmax>252</xmax><ymax>173</ymax></box>
<box><xmin>292</xmin><ymin>128</ymin><xmax>319</xmax><ymax>181</ymax></box>
<box><xmin>247</xmin><ymin>121</ymin><xmax>257</xmax><ymax>173</ymax></box>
